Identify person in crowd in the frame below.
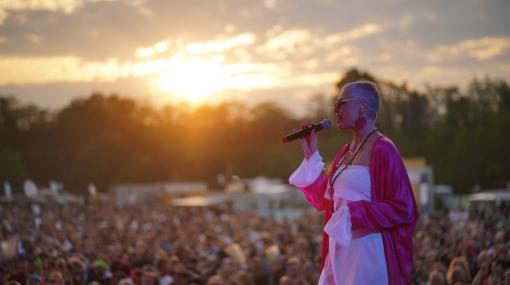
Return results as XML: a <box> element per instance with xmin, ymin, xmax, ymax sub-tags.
<box><xmin>427</xmin><ymin>270</ymin><xmax>446</xmax><ymax>285</ymax></box>
<box><xmin>0</xmin><ymin>186</ymin><xmax>508</xmax><ymax>285</ymax></box>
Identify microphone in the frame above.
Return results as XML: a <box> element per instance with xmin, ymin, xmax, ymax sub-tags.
<box><xmin>281</xmin><ymin>119</ymin><xmax>332</xmax><ymax>144</ymax></box>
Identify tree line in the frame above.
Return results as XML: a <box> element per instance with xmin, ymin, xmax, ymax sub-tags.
<box><xmin>1</xmin><ymin>68</ymin><xmax>509</xmax><ymax>194</ymax></box>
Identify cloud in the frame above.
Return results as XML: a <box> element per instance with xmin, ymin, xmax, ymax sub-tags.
<box><xmin>0</xmin><ymin>56</ymin><xmax>132</xmax><ymax>84</ymax></box>
<box><xmin>0</xmin><ymin>31</ymin><xmax>261</xmax><ymax>87</ymax></box>
<box><xmin>0</xmin><ymin>0</ymin><xmax>508</xmax><ymax>114</ymax></box>
<box><xmin>136</xmin><ymin>41</ymin><xmax>169</xmax><ymax>58</ymax></box>
<box><xmin>0</xmin><ymin>0</ymin><xmax>152</xmax><ymax>26</ymax></box>
<box><xmin>263</xmin><ymin>0</ymin><xmax>277</xmax><ymax>9</ymax></box>
<box><xmin>0</xmin><ymin>20</ymin><xmax>386</xmax><ymax>94</ymax></box>
<box><xmin>184</xmin><ymin>33</ymin><xmax>257</xmax><ymax>54</ymax></box>
<box><xmin>0</xmin><ymin>0</ymin><xmax>82</xmax><ymax>25</ymax></box>
<box><xmin>326</xmin><ymin>46</ymin><xmax>355</xmax><ymax>63</ymax></box>
<box><xmin>416</xmin><ymin>64</ymin><xmax>506</xmax><ymax>87</ymax></box>
<box><xmin>324</xmin><ymin>23</ymin><xmax>382</xmax><ymax>46</ymax></box>
<box><xmin>428</xmin><ymin>36</ymin><xmax>510</xmax><ymax>62</ymax></box>
<box><xmin>264</xmin><ymin>29</ymin><xmax>312</xmax><ymax>51</ymax></box>
<box><xmin>26</xmin><ymin>34</ymin><xmax>41</xmax><ymax>44</ymax></box>
<box><xmin>255</xmin><ymin>23</ymin><xmax>382</xmax><ymax>65</ymax></box>
<box><xmin>0</xmin><ymin>0</ymin><xmax>83</xmax><ymax>14</ymax></box>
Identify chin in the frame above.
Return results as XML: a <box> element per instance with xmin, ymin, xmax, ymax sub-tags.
<box><xmin>336</xmin><ymin>119</ymin><xmax>348</xmax><ymax>130</ymax></box>
<box><xmin>337</xmin><ymin>124</ymin><xmax>349</xmax><ymax>131</ymax></box>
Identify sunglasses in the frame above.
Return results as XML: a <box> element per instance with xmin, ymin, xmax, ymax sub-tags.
<box><xmin>334</xmin><ymin>98</ymin><xmax>357</xmax><ymax>111</ymax></box>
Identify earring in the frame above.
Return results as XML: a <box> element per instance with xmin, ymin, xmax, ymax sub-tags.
<box><xmin>354</xmin><ymin>116</ymin><xmax>366</xmax><ymax>130</ymax></box>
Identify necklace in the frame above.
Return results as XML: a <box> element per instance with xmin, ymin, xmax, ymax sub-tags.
<box><xmin>348</xmin><ymin>129</ymin><xmax>375</xmax><ymax>155</ymax></box>
<box><xmin>328</xmin><ymin>128</ymin><xmax>378</xmax><ymax>204</ymax></box>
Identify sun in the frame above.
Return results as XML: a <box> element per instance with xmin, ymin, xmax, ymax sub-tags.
<box><xmin>152</xmin><ymin>55</ymin><xmax>230</xmax><ymax>104</ymax></box>
<box><xmin>136</xmin><ymin>53</ymin><xmax>280</xmax><ymax>105</ymax></box>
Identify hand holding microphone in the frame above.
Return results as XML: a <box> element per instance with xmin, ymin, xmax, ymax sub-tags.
<box><xmin>281</xmin><ymin>119</ymin><xmax>332</xmax><ymax>159</ymax></box>
<box><xmin>300</xmin><ymin>126</ymin><xmax>318</xmax><ymax>159</ymax></box>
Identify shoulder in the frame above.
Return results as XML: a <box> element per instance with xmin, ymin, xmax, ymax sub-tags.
<box><xmin>371</xmin><ymin>135</ymin><xmax>401</xmax><ymax>160</ymax></box>
<box><xmin>370</xmin><ymin>135</ymin><xmax>409</xmax><ymax>179</ymax></box>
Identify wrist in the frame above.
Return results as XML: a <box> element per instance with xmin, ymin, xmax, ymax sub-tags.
<box><xmin>305</xmin><ymin>150</ymin><xmax>318</xmax><ymax>160</ymax></box>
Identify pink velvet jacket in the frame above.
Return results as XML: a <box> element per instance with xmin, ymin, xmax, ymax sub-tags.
<box><xmin>299</xmin><ymin>136</ymin><xmax>418</xmax><ymax>285</ymax></box>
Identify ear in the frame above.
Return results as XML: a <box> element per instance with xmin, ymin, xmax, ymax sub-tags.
<box><xmin>359</xmin><ymin>101</ymin><xmax>367</xmax><ymax>115</ymax></box>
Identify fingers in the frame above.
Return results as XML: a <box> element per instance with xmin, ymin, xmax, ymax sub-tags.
<box><xmin>309</xmin><ymin>129</ymin><xmax>318</xmax><ymax>153</ymax></box>
<box><xmin>306</xmin><ymin>129</ymin><xmax>314</xmax><ymax>145</ymax></box>
<box><xmin>297</xmin><ymin>122</ymin><xmax>319</xmax><ymax>159</ymax></box>
<box><xmin>298</xmin><ymin>123</ymin><xmax>310</xmax><ymax>142</ymax></box>
<box><xmin>299</xmin><ymin>135</ymin><xmax>308</xmax><ymax>149</ymax></box>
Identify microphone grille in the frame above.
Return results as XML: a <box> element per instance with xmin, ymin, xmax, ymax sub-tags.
<box><xmin>321</xmin><ymin>119</ymin><xmax>332</xmax><ymax>129</ymax></box>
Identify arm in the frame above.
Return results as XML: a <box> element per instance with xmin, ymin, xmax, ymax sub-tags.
<box><xmin>293</xmin><ymin>145</ymin><xmax>349</xmax><ymax>212</ymax></box>
<box><xmin>289</xmin><ymin>151</ymin><xmax>328</xmax><ymax>212</ymax></box>
<box><xmin>288</xmin><ymin>128</ymin><xmax>329</xmax><ymax>212</ymax></box>
<box><xmin>348</xmin><ymin>140</ymin><xmax>418</xmax><ymax>231</ymax></box>
<box><xmin>289</xmin><ymin>129</ymin><xmax>348</xmax><ymax>213</ymax></box>
<box><xmin>299</xmin><ymin>175</ymin><xmax>329</xmax><ymax>212</ymax></box>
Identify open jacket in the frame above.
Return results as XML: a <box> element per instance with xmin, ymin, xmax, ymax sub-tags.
<box><xmin>298</xmin><ymin>136</ymin><xmax>418</xmax><ymax>285</ymax></box>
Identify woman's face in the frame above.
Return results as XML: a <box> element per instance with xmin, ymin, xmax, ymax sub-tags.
<box><xmin>334</xmin><ymin>90</ymin><xmax>362</xmax><ymax>130</ymax></box>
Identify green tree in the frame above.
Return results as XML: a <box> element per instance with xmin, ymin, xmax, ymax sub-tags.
<box><xmin>0</xmin><ymin>148</ymin><xmax>26</xmax><ymax>187</ymax></box>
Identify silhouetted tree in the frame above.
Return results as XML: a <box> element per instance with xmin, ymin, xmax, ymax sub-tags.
<box><xmin>1</xmin><ymin>70</ymin><xmax>509</xmax><ymax>194</ymax></box>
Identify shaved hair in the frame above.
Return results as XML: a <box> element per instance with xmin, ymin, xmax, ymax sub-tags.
<box><xmin>342</xmin><ymin>81</ymin><xmax>381</xmax><ymax>120</ymax></box>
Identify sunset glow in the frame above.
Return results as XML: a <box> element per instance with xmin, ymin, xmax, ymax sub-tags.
<box><xmin>152</xmin><ymin>55</ymin><xmax>229</xmax><ymax>104</ymax></box>
<box><xmin>0</xmin><ymin>0</ymin><xmax>508</xmax><ymax>111</ymax></box>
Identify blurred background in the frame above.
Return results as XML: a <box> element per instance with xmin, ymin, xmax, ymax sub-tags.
<box><xmin>0</xmin><ymin>0</ymin><xmax>509</xmax><ymax>284</ymax></box>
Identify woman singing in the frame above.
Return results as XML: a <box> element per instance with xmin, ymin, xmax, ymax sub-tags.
<box><xmin>289</xmin><ymin>81</ymin><xmax>418</xmax><ymax>285</ymax></box>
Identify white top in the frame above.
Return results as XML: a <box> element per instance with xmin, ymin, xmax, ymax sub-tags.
<box><xmin>289</xmin><ymin>152</ymin><xmax>388</xmax><ymax>285</ymax></box>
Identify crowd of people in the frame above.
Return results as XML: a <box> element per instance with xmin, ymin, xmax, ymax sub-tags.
<box><xmin>0</xmin><ymin>198</ymin><xmax>508</xmax><ymax>285</ymax></box>
<box><xmin>413</xmin><ymin>203</ymin><xmax>509</xmax><ymax>285</ymax></box>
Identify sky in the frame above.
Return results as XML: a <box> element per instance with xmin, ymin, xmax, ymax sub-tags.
<box><xmin>0</xmin><ymin>0</ymin><xmax>509</xmax><ymax>115</ymax></box>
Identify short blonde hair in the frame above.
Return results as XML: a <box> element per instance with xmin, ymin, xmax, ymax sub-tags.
<box><xmin>342</xmin><ymin>81</ymin><xmax>381</xmax><ymax>120</ymax></box>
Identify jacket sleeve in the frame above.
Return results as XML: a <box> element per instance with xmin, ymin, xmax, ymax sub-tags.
<box><xmin>347</xmin><ymin>140</ymin><xmax>418</xmax><ymax>231</ymax></box>
<box><xmin>299</xmin><ymin>175</ymin><xmax>329</xmax><ymax>212</ymax></box>
<box><xmin>288</xmin><ymin>151</ymin><xmax>328</xmax><ymax>212</ymax></box>
<box><xmin>290</xmin><ymin>145</ymin><xmax>349</xmax><ymax>213</ymax></box>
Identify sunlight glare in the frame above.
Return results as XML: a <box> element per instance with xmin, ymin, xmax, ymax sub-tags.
<box><xmin>153</xmin><ymin>55</ymin><xmax>230</xmax><ymax>104</ymax></box>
